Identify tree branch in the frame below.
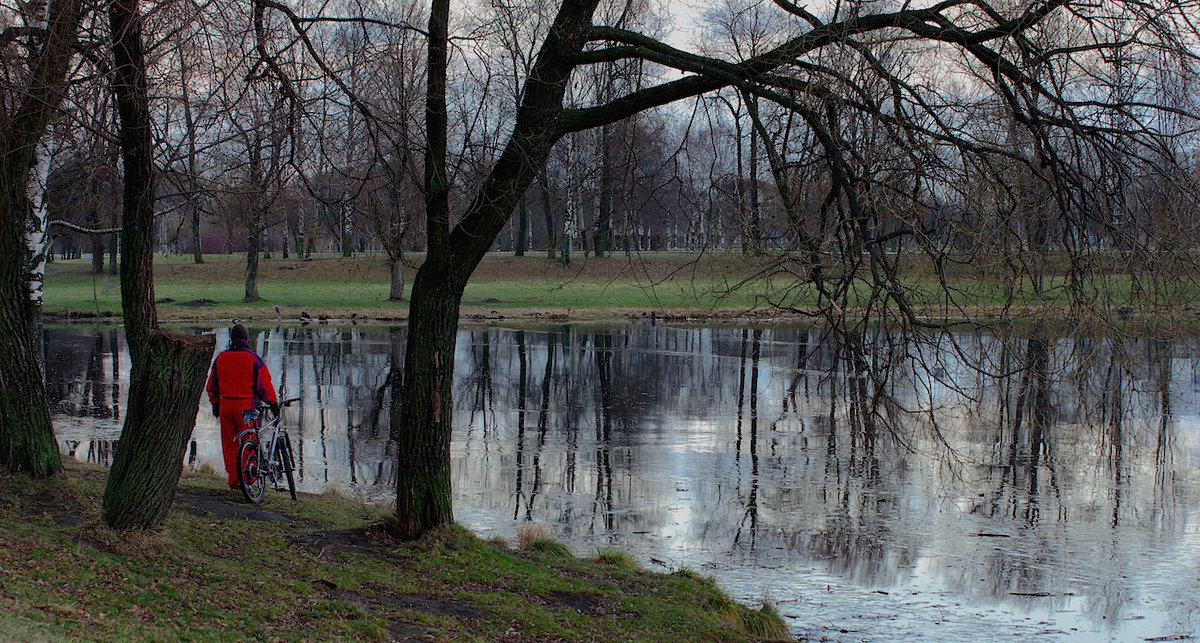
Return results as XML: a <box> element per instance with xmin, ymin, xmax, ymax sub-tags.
<box><xmin>47</xmin><ymin>220</ymin><xmax>122</xmax><ymax>235</ymax></box>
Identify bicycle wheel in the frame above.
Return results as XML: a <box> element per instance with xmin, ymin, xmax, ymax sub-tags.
<box><xmin>238</xmin><ymin>439</ymin><xmax>265</xmax><ymax>504</ymax></box>
<box><xmin>277</xmin><ymin>433</ymin><xmax>297</xmax><ymax>501</ymax></box>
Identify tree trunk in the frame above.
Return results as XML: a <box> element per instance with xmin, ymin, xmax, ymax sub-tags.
<box><xmin>391</xmin><ymin>0</ymin><xmax>456</xmax><ymax>539</ymax></box>
<box><xmin>0</xmin><ymin>0</ymin><xmax>83</xmax><ymax>477</ymax></box>
<box><xmin>748</xmin><ymin>99</ymin><xmax>761</xmax><ymax>251</ymax></box>
<box><xmin>182</xmin><ymin>68</ymin><xmax>203</xmax><ymax>265</ymax></box>
<box><xmin>112</xmin><ymin>0</ymin><xmax>156</xmax><ymax>370</ymax></box>
<box><xmin>594</xmin><ymin>124</ymin><xmax>614</xmax><ymax>257</ymax></box>
<box><xmin>540</xmin><ymin>170</ymin><xmax>555</xmax><ymax>260</ymax></box>
<box><xmin>389</xmin><ymin>255</ymin><xmax>405</xmax><ymax>301</ymax></box>
<box><xmin>102</xmin><ymin>330</ymin><xmax>215</xmax><ymax>528</ymax></box>
<box><xmin>562</xmin><ymin>135</ymin><xmax>580</xmax><ymax>266</ymax></box>
<box><xmin>0</xmin><ymin>181</ymin><xmax>59</xmax><ymax>476</ymax></box>
<box><xmin>90</xmin><ymin>232</ymin><xmax>104</xmax><ymax>273</ymax></box>
<box><xmin>191</xmin><ymin>204</ymin><xmax>203</xmax><ymax>263</ymax></box>
<box><xmin>393</xmin><ymin>265</ymin><xmax>460</xmax><ymax>537</ymax></box>
<box><xmin>244</xmin><ymin>229</ymin><xmax>260</xmax><ymax>302</ymax></box>
<box><xmin>732</xmin><ymin>103</ymin><xmax>749</xmax><ymax>253</ymax></box>
<box><xmin>515</xmin><ymin>194</ymin><xmax>527</xmax><ymax>257</ymax></box>
<box><xmin>341</xmin><ymin>200</ymin><xmax>353</xmax><ymax>257</ymax></box>
<box><xmin>108</xmin><ymin>227</ymin><xmax>118</xmax><ymax>275</ymax></box>
<box><xmin>26</xmin><ymin>139</ymin><xmax>53</xmax><ymax>375</ymax></box>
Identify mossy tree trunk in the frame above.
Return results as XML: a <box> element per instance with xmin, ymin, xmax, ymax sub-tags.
<box><xmin>392</xmin><ymin>0</ymin><xmax>455</xmax><ymax>538</ymax></box>
<box><xmin>102</xmin><ymin>330</ymin><xmax>215</xmax><ymax>529</ymax></box>
<box><xmin>393</xmin><ymin>267</ymin><xmax>461</xmax><ymax>536</ymax></box>
<box><xmin>0</xmin><ymin>184</ymin><xmax>61</xmax><ymax>476</ymax></box>
<box><xmin>102</xmin><ymin>0</ymin><xmax>214</xmax><ymax>529</ymax></box>
<box><xmin>0</xmin><ymin>0</ymin><xmax>84</xmax><ymax>476</ymax></box>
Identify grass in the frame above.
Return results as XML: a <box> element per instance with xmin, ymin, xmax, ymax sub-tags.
<box><xmin>1</xmin><ymin>461</ymin><xmax>791</xmax><ymax>641</ymax></box>
<box><xmin>43</xmin><ymin>252</ymin><xmax>772</xmax><ymax>322</ymax></box>
<box><xmin>40</xmin><ymin>250</ymin><xmax>1200</xmax><ymax>324</ymax></box>
<box><xmin>594</xmin><ymin>548</ymin><xmax>639</xmax><ymax>569</ymax></box>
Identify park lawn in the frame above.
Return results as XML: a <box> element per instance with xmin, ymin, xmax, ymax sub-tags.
<box><xmin>0</xmin><ymin>461</ymin><xmax>789</xmax><ymax>642</ymax></box>
<box><xmin>42</xmin><ymin>252</ymin><xmax>780</xmax><ymax>321</ymax></box>
<box><xmin>41</xmin><ymin>251</ymin><xmax>1199</xmax><ymax>323</ymax></box>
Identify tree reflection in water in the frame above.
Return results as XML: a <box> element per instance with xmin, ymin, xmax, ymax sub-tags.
<box><xmin>46</xmin><ymin>324</ymin><xmax>1200</xmax><ymax>639</ymax></box>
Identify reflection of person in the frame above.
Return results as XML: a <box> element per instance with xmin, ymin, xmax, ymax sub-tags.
<box><xmin>205</xmin><ymin>324</ymin><xmax>278</xmax><ymax>489</ymax></box>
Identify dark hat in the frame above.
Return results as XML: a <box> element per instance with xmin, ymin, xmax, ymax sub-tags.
<box><xmin>231</xmin><ymin>323</ymin><xmax>249</xmax><ymax>341</ymax></box>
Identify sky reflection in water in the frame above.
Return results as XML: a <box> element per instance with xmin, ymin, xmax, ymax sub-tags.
<box><xmin>45</xmin><ymin>324</ymin><xmax>1200</xmax><ymax>641</ymax></box>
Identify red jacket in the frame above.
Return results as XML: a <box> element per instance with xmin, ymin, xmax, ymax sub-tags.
<box><xmin>206</xmin><ymin>339</ymin><xmax>277</xmax><ymax>405</ymax></box>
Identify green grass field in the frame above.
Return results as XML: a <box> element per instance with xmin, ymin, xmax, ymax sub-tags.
<box><xmin>41</xmin><ymin>250</ymin><xmax>1200</xmax><ymax>323</ymax></box>
<box><xmin>42</xmin><ymin>252</ymin><xmax>777</xmax><ymax>321</ymax></box>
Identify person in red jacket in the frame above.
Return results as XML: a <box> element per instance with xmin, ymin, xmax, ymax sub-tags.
<box><xmin>206</xmin><ymin>323</ymin><xmax>278</xmax><ymax>488</ymax></box>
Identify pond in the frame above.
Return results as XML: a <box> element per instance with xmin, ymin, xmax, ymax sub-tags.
<box><xmin>44</xmin><ymin>324</ymin><xmax>1200</xmax><ymax>641</ymax></box>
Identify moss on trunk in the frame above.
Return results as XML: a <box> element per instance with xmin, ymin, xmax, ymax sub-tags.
<box><xmin>102</xmin><ymin>329</ymin><xmax>215</xmax><ymax>529</ymax></box>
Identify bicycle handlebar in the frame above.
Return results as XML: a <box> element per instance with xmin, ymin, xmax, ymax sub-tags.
<box><xmin>243</xmin><ymin>398</ymin><xmax>303</xmax><ymax>424</ymax></box>
<box><xmin>255</xmin><ymin>397</ymin><xmax>301</xmax><ymax>409</ymax></box>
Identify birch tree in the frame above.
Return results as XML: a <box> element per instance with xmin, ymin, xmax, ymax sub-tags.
<box><xmin>0</xmin><ymin>0</ymin><xmax>84</xmax><ymax>476</ymax></box>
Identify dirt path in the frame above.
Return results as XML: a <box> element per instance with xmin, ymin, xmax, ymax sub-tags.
<box><xmin>173</xmin><ymin>488</ymin><xmax>297</xmax><ymax>523</ymax></box>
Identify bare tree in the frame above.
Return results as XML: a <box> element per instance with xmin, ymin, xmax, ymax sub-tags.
<box><xmin>154</xmin><ymin>0</ymin><xmax>228</xmax><ymax>264</ymax></box>
<box><xmin>381</xmin><ymin>0</ymin><xmax>1200</xmax><ymax>537</ymax></box>
<box><xmin>331</xmin><ymin>3</ymin><xmax>427</xmax><ymax>299</ymax></box>
<box><xmin>485</xmin><ymin>0</ymin><xmax>558</xmax><ymax>256</ymax></box>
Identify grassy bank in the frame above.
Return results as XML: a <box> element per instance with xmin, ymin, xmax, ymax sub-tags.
<box><xmin>0</xmin><ymin>462</ymin><xmax>789</xmax><ymax>641</ymax></box>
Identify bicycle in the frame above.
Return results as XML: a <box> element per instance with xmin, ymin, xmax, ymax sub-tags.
<box><xmin>236</xmin><ymin>397</ymin><xmax>301</xmax><ymax>503</ymax></box>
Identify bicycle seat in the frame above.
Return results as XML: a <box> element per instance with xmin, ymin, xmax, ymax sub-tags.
<box><xmin>241</xmin><ymin>408</ymin><xmax>260</xmax><ymax>423</ymax></box>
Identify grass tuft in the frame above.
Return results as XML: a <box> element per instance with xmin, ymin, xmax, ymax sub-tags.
<box><xmin>529</xmin><ymin>539</ymin><xmax>573</xmax><ymax>560</ymax></box>
<box><xmin>594</xmin><ymin>547</ymin><xmax>638</xmax><ymax>569</ymax></box>
<box><xmin>424</xmin><ymin>524</ymin><xmax>479</xmax><ymax>551</ymax></box>
<box><xmin>670</xmin><ymin>569</ymin><xmax>791</xmax><ymax>640</ymax></box>
<box><xmin>741</xmin><ymin>601</ymin><xmax>791</xmax><ymax>641</ymax></box>
<box><xmin>515</xmin><ymin>522</ymin><xmax>555</xmax><ymax>549</ymax></box>
<box><xmin>484</xmin><ymin>534</ymin><xmax>510</xmax><ymax>550</ymax></box>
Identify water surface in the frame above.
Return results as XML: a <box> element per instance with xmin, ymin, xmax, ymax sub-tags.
<box><xmin>46</xmin><ymin>324</ymin><xmax>1200</xmax><ymax>641</ymax></box>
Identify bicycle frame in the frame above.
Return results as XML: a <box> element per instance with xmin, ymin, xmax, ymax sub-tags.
<box><xmin>236</xmin><ymin>397</ymin><xmax>300</xmax><ymax>503</ymax></box>
<box><xmin>235</xmin><ymin>411</ymin><xmax>285</xmax><ymax>472</ymax></box>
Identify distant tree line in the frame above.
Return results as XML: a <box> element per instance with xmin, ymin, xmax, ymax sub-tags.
<box><xmin>37</xmin><ymin>0</ymin><xmax>1199</xmax><ymax>302</ymax></box>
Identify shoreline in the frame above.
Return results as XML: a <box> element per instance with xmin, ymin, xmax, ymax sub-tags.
<box><xmin>41</xmin><ymin>304</ymin><xmax>1200</xmax><ymax>338</ymax></box>
<box><xmin>39</xmin><ymin>252</ymin><xmax>1200</xmax><ymax>333</ymax></box>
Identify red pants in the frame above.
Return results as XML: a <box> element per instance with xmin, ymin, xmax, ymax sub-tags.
<box><xmin>218</xmin><ymin>398</ymin><xmax>257</xmax><ymax>487</ymax></box>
